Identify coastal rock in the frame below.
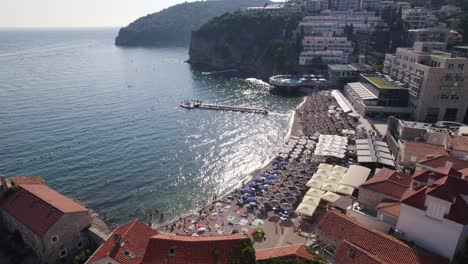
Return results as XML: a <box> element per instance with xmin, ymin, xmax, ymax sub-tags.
<box><xmin>188</xmin><ymin>12</ymin><xmax>304</xmax><ymax>78</ymax></box>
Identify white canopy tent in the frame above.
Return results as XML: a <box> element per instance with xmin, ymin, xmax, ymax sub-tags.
<box><xmin>339</xmin><ymin>165</ymin><xmax>371</xmax><ymax>188</ymax></box>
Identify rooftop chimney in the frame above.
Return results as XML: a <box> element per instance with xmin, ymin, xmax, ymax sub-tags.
<box><xmin>445</xmin><ymin>161</ymin><xmax>453</xmax><ymax>169</ymax></box>
<box><xmin>427</xmin><ymin>174</ymin><xmax>435</xmax><ymax>187</ymax></box>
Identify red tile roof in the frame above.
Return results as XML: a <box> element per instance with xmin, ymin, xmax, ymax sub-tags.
<box><xmin>11</xmin><ymin>176</ymin><xmax>45</xmax><ymax>185</ymax></box>
<box><xmin>403</xmin><ymin>142</ymin><xmax>448</xmax><ymax>163</ymax></box>
<box><xmin>0</xmin><ymin>184</ymin><xmax>88</xmax><ymax>237</ymax></box>
<box><xmin>255</xmin><ymin>244</ymin><xmax>313</xmax><ymax>261</ymax></box>
<box><xmin>402</xmin><ymin>176</ymin><xmax>468</xmax><ymax>225</ymax></box>
<box><xmin>417</xmin><ymin>155</ymin><xmax>468</xmax><ymax>171</ymax></box>
<box><xmin>142</xmin><ymin>233</ymin><xmax>249</xmax><ymax>264</ymax></box>
<box><xmin>376</xmin><ymin>200</ymin><xmax>401</xmax><ymax>217</ymax></box>
<box><xmin>334</xmin><ymin>240</ymin><xmax>387</xmax><ymax>264</ymax></box>
<box><xmin>86</xmin><ymin>220</ymin><xmax>158</xmax><ymax>264</ymax></box>
<box><xmin>447</xmin><ymin>135</ymin><xmax>468</xmax><ymax>152</ymax></box>
<box><xmin>316</xmin><ymin>211</ymin><xmax>448</xmax><ymax>264</ymax></box>
<box><xmin>412</xmin><ymin>170</ymin><xmax>448</xmax><ymax>183</ymax></box>
<box><xmin>360</xmin><ymin>169</ymin><xmax>412</xmax><ymax>200</ymax></box>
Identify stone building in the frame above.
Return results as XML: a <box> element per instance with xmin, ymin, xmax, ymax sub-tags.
<box><xmin>0</xmin><ymin>177</ymin><xmax>91</xmax><ymax>263</ymax></box>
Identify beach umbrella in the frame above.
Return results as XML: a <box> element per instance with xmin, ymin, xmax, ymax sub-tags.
<box><xmin>274</xmin><ymin>193</ymin><xmax>286</xmax><ymax>200</ymax></box>
<box><xmin>214</xmin><ymin>224</ymin><xmax>220</xmax><ymax>229</ymax></box>
<box><xmin>240</xmin><ymin>188</ymin><xmax>251</xmax><ymax>193</ymax></box>
<box><xmin>245</xmin><ymin>197</ymin><xmax>257</xmax><ymax>203</ymax></box>
<box><xmin>248</xmin><ymin>183</ymin><xmax>256</xmax><ymax>187</ymax></box>
<box><xmin>321</xmin><ymin>191</ymin><xmax>342</xmax><ymax>203</ymax></box>
<box><xmin>269</xmin><ymin>200</ymin><xmax>280</xmax><ymax>208</ymax></box>
<box><xmin>280</xmin><ymin>161</ymin><xmax>288</xmax><ymax>165</ymax></box>
<box><xmin>279</xmin><ymin>187</ymin><xmax>290</xmax><ymax>193</ymax></box>
<box><xmin>264</xmin><ymin>180</ymin><xmax>273</xmax><ymax>185</ymax></box>
<box><xmin>325</xmin><ymin>177</ymin><xmax>341</xmax><ymax>185</ymax></box>
<box><xmin>285</xmin><ymin>196</ymin><xmax>297</xmax><ymax>204</ymax></box>
<box><xmin>280</xmin><ymin>203</ymin><xmax>293</xmax><ymax>211</ymax></box>
<box><xmin>283</xmin><ymin>181</ymin><xmax>294</xmax><ymax>188</ymax></box>
<box><xmin>336</xmin><ymin>184</ymin><xmax>355</xmax><ymax>196</ymax></box>
<box><xmin>259</xmin><ymin>185</ymin><xmax>268</xmax><ymax>190</ymax></box>
<box><xmin>267</xmin><ymin>175</ymin><xmax>277</xmax><ymax>180</ymax></box>
<box><xmin>257</xmin><ymin>196</ymin><xmax>269</xmax><ymax>204</ymax></box>
<box><xmin>197</xmin><ymin>227</ymin><xmax>206</xmax><ymax>232</ymax></box>
<box><xmin>280</xmin><ymin>154</ymin><xmax>289</xmax><ymax>159</ymax></box>
<box><xmin>260</xmin><ymin>172</ymin><xmax>269</xmax><ymax>177</ymax></box>
<box><xmin>295</xmin><ymin>204</ymin><xmax>317</xmax><ymax>217</ymax></box>
<box><xmin>297</xmin><ymin>178</ymin><xmax>308</xmax><ymax>184</ymax></box>
<box><xmin>263</xmin><ymin>191</ymin><xmax>274</xmax><ymax>198</ymax></box>
<box><xmin>290</xmin><ymin>190</ymin><xmax>302</xmax><ymax>197</ymax></box>
<box><xmin>254</xmin><ymin>178</ymin><xmax>263</xmax><ymax>183</ymax></box>
<box><xmin>252</xmin><ymin>219</ymin><xmax>264</xmax><ymax>226</ymax></box>
<box><xmin>273</xmin><ymin>159</ymin><xmax>280</xmax><ymax>165</ymax></box>
<box><xmin>302</xmin><ymin>196</ymin><xmax>321</xmax><ymax>206</ymax></box>
<box><xmin>321</xmin><ymin>183</ymin><xmax>339</xmax><ymax>193</ymax></box>
<box><xmin>272</xmin><ymin>170</ymin><xmax>281</xmax><ymax>175</ymax></box>
<box><xmin>306</xmin><ymin>188</ymin><xmax>325</xmax><ymax>198</ymax></box>
<box><xmin>295</xmin><ymin>184</ymin><xmax>306</xmax><ymax>191</ymax></box>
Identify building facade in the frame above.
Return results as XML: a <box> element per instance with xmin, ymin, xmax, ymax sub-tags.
<box><xmin>300</xmin><ymin>50</ymin><xmax>347</xmax><ymax>65</ymax></box>
<box><xmin>383</xmin><ymin>42</ymin><xmax>468</xmax><ymax>123</ymax></box>
<box><xmin>402</xmin><ymin>7</ymin><xmax>437</xmax><ymax>29</ymax></box>
<box><xmin>330</xmin><ymin>0</ymin><xmax>359</xmax><ymax>11</ymax></box>
<box><xmin>328</xmin><ymin>64</ymin><xmax>359</xmax><ymax>89</ymax></box>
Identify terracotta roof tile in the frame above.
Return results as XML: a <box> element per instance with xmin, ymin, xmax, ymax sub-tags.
<box><xmin>417</xmin><ymin>155</ymin><xmax>468</xmax><ymax>171</ymax></box>
<box><xmin>142</xmin><ymin>233</ymin><xmax>249</xmax><ymax>264</ymax></box>
<box><xmin>412</xmin><ymin>170</ymin><xmax>448</xmax><ymax>183</ymax></box>
<box><xmin>316</xmin><ymin>211</ymin><xmax>448</xmax><ymax>264</ymax></box>
<box><xmin>0</xmin><ymin>184</ymin><xmax>88</xmax><ymax>237</ymax></box>
<box><xmin>360</xmin><ymin>169</ymin><xmax>412</xmax><ymax>200</ymax></box>
<box><xmin>376</xmin><ymin>200</ymin><xmax>401</xmax><ymax>217</ymax></box>
<box><xmin>11</xmin><ymin>176</ymin><xmax>45</xmax><ymax>185</ymax></box>
<box><xmin>402</xmin><ymin>176</ymin><xmax>468</xmax><ymax>225</ymax></box>
<box><xmin>447</xmin><ymin>135</ymin><xmax>468</xmax><ymax>152</ymax></box>
<box><xmin>334</xmin><ymin>240</ymin><xmax>388</xmax><ymax>264</ymax></box>
<box><xmin>86</xmin><ymin>220</ymin><xmax>158</xmax><ymax>264</ymax></box>
<box><xmin>255</xmin><ymin>244</ymin><xmax>313</xmax><ymax>261</ymax></box>
<box><xmin>403</xmin><ymin>142</ymin><xmax>448</xmax><ymax>162</ymax></box>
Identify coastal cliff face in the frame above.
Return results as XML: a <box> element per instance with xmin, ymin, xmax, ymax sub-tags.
<box><xmin>189</xmin><ymin>12</ymin><xmax>303</xmax><ymax>78</ymax></box>
<box><xmin>115</xmin><ymin>0</ymin><xmax>270</xmax><ymax>46</ymax></box>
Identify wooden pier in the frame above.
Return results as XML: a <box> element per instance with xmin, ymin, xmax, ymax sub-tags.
<box><xmin>180</xmin><ymin>100</ymin><xmax>268</xmax><ymax>115</ymax></box>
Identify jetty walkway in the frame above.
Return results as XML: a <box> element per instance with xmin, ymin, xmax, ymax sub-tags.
<box><xmin>180</xmin><ymin>100</ymin><xmax>268</xmax><ymax>115</ymax></box>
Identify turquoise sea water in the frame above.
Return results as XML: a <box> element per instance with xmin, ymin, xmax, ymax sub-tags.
<box><xmin>0</xmin><ymin>28</ymin><xmax>303</xmax><ymax>225</ymax></box>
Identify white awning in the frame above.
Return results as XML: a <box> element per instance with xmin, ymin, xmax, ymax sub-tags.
<box><xmin>340</xmin><ymin>165</ymin><xmax>371</xmax><ymax>188</ymax></box>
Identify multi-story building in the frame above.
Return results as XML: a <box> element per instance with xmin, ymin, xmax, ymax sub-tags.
<box><xmin>0</xmin><ymin>176</ymin><xmax>91</xmax><ymax>263</ymax></box>
<box><xmin>452</xmin><ymin>46</ymin><xmax>468</xmax><ymax>58</ymax></box>
<box><xmin>396</xmin><ymin>176</ymin><xmax>468</xmax><ymax>261</ymax></box>
<box><xmin>343</xmin><ymin>74</ymin><xmax>412</xmax><ymax>118</ymax></box>
<box><xmin>407</xmin><ymin>27</ymin><xmax>449</xmax><ymax>47</ymax></box>
<box><xmin>300</xmin><ymin>50</ymin><xmax>347</xmax><ymax>65</ymax></box>
<box><xmin>328</xmin><ymin>64</ymin><xmax>359</xmax><ymax>89</ymax></box>
<box><xmin>300</xmin><ymin>14</ymin><xmax>382</xmax><ymax>37</ymax></box>
<box><xmin>383</xmin><ymin>42</ymin><xmax>468</xmax><ymax>123</ymax></box>
<box><xmin>361</xmin><ymin>0</ymin><xmax>381</xmax><ymax>11</ymax></box>
<box><xmin>380</xmin><ymin>1</ymin><xmax>411</xmax><ymax>11</ymax></box>
<box><xmin>330</xmin><ymin>0</ymin><xmax>359</xmax><ymax>11</ymax></box>
<box><xmin>305</xmin><ymin>0</ymin><xmax>328</xmax><ymax>13</ymax></box>
<box><xmin>302</xmin><ymin>36</ymin><xmax>353</xmax><ymax>59</ymax></box>
<box><xmin>402</xmin><ymin>7</ymin><xmax>437</xmax><ymax>29</ymax></box>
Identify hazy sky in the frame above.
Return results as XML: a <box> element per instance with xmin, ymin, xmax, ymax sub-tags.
<box><xmin>0</xmin><ymin>0</ymin><xmax>200</xmax><ymax>28</ymax></box>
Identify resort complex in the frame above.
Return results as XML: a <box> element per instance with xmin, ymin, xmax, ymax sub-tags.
<box><xmin>2</xmin><ymin>0</ymin><xmax>468</xmax><ymax>264</ymax></box>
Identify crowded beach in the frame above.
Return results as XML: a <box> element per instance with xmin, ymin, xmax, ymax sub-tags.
<box><xmin>156</xmin><ymin>91</ymin><xmax>371</xmax><ymax>249</ymax></box>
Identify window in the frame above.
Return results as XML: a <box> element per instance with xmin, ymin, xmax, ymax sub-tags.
<box><xmin>425</xmin><ymin>107</ymin><xmax>440</xmax><ymax>123</ymax></box>
<box><xmin>59</xmin><ymin>249</ymin><xmax>67</xmax><ymax>258</ymax></box>
<box><xmin>51</xmin><ymin>236</ymin><xmax>58</xmax><ymax>244</ymax></box>
<box><xmin>444</xmin><ymin>108</ymin><xmax>458</xmax><ymax>121</ymax></box>
<box><xmin>458</xmin><ymin>64</ymin><xmax>465</xmax><ymax>70</ymax></box>
<box><xmin>448</xmin><ymin>64</ymin><xmax>454</xmax><ymax>70</ymax></box>
<box><xmin>169</xmin><ymin>247</ymin><xmax>176</xmax><ymax>257</ymax></box>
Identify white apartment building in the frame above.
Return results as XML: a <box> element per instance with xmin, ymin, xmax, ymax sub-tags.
<box><xmin>396</xmin><ymin>176</ymin><xmax>468</xmax><ymax>261</ymax></box>
<box><xmin>383</xmin><ymin>42</ymin><xmax>468</xmax><ymax>123</ymax></box>
<box><xmin>305</xmin><ymin>0</ymin><xmax>328</xmax><ymax>13</ymax></box>
<box><xmin>330</xmin><ymin>0</ymin><xmax>359</xmax><ymax>11</ymax></box>
<box><xmin>361</xmin><ymin>0</ymin><xmax>381</xmax><ymax>11</ymax></box>
<box><xmin>300</xmin><ymin>15</ymin><xmax>382</xmax><ymax>36</ymax></box>
<box><xmin>302</xmin><ymin>36</ymin><xmax>353</xmax><ymax>58</ymax></box>
<box><xmin>402</xmin><ymin>7</ymin><xmax>437</xmax><ymax>29</ymax></box>
<box><xmin>300</xmin><ymin>50</ymin><xmax>347</xmax><ymax>65</ymax></box>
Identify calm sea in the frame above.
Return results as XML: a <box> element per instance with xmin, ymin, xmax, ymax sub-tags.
<box><xmin>0</xmin><ymin>28</ymin><xmax>304</xmax><ymax>225</ymax></box>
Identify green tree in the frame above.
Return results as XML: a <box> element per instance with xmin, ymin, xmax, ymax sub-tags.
<box><xmin>230</xmin><ymin>239</ymin><xmax>255</xmax><ymax>264</ymax></box>
<box><xmin>73</xmin><ymin>249</ymin><xmax>92</xmax><ymax>264</ymax></box>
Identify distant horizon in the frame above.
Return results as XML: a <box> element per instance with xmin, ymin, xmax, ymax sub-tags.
<box><xmin>1</xmin><ymin>0</ymin><xmax>282</xmax><ymax>28</ymax></box>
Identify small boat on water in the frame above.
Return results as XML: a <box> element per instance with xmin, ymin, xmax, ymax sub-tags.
<box><xmin>180</xmin><ymin>100</ymin><xmax>202</xmax><ymax>109</ymax></box>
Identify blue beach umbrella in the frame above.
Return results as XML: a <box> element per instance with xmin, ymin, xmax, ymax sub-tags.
<box><xmin>264</xmin><ymin>180</ymin><xmax>273</xmax><ymax>184</ymax></box>
<box><xmin>248</xmin><ymin>183</ymin><xmax>256</xmax><ymax>187</ymax></box>
<box><xmin>272</xmin><ymin>170</ymin><xmax>281</xmax><ymax>174</ymax></box>
<box><xmin>267</xmin><ymin>175</ymin><xmax>277</xmax><ymax>180</ymax></box>
<box><xmin>254</xmin><ymin>178</ymin><xmax>263</xmax><ymax>183</ymax></box>
<box><xmin>260</xmin><ymin>172</ymin><xmax>269</xmax><ymax>177</ymax></box>
<box><xmin>246</xmin><ymin>197</ymin><xmax>257</xmax><ymax>203</ymax></box>
<box><xmin>273</xmin><ymin>159</ymin><xmax>280</xmax><ymax>165</ymax></box>
<box><xmin>280</xmin><ymin>161</ymin><xmax>288</xmax><ymax>165</ymax></box>
<box><xmin>240</xmin><ymin>188</ymin><xmax>251</xmax><ymax>193</ymax></box>
<box><xmin>259</xmin><ymin>185</ymin><xmax>268</xmax><ymax>190</ymax></box>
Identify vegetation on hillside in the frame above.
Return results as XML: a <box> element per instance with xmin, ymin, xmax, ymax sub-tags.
<box><xmin>115</xmin><ymin>0</ymin><xmax>270</xmax><ymax>46</ymax></box>
<box><xmin>193</xmin><ymin>11</ymin><xmax>304</xmax><ymax>74</ymax></box>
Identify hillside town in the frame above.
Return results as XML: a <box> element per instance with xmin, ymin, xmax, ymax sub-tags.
<box><xmin>2</xmin><ymin>0</ymin><xmax>468</xmax><ymax>264</ymax></box>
